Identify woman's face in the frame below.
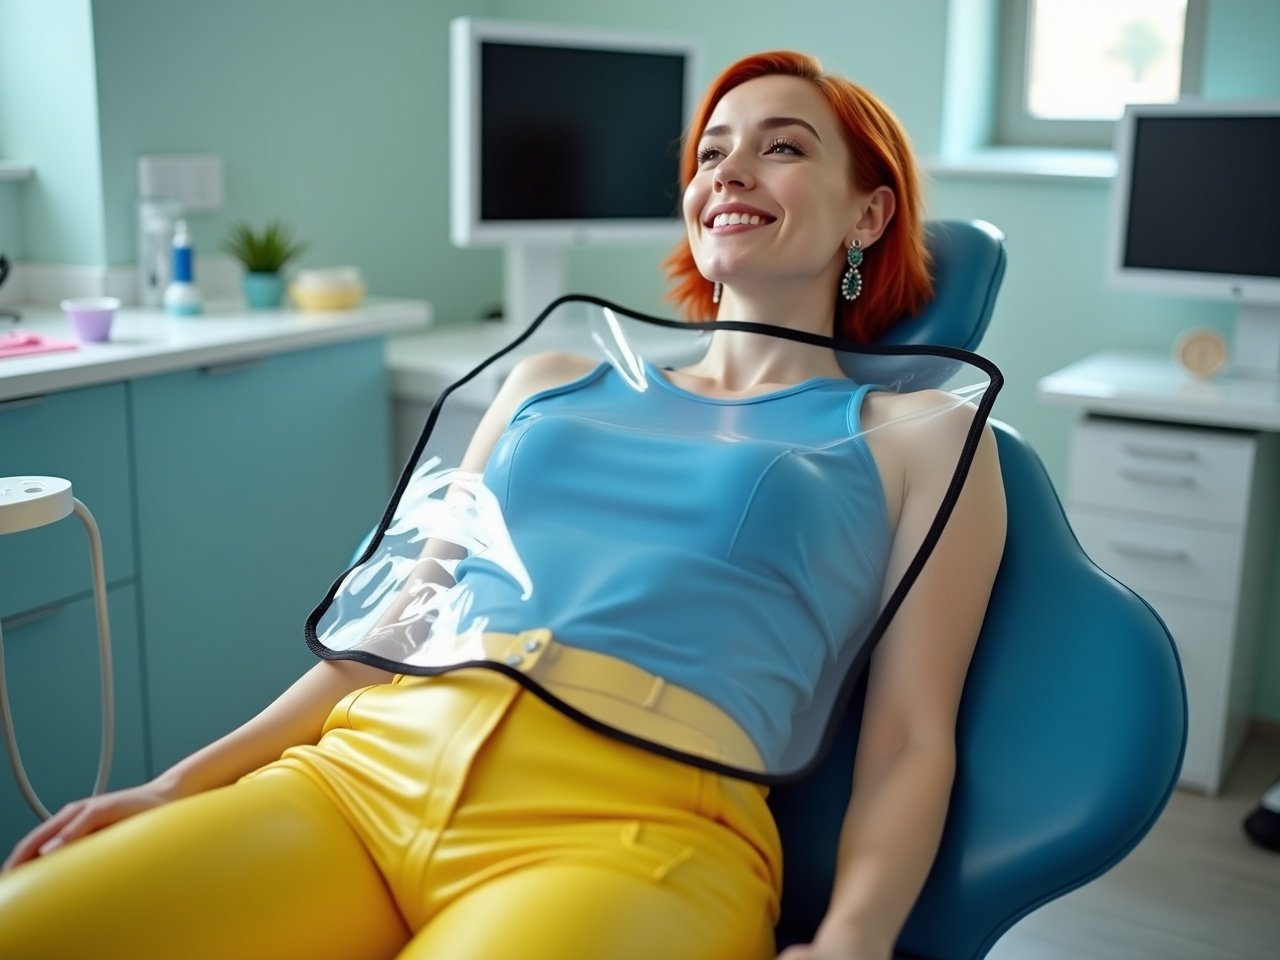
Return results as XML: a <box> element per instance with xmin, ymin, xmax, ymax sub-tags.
<box><xmin>683</xmin><ymin>74</ymin><xmax>862</xmax><ymax>297</ymax></box>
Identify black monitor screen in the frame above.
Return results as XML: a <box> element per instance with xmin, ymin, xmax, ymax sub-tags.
<box><xmin>1124</xmin><ymin>114</ymin><xmax>1280</xmax><ymax>279</ymax></box>
<box><xmin>479</xmin><ymin>42</ymin><xmax>686</xmax><ymax>222</ymax></box>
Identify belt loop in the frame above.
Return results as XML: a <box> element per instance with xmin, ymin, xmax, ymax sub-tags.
<box><xmin>641</xmin><ymin>676</ymin><xmax>666</xmax><ymax>710</ymax></box>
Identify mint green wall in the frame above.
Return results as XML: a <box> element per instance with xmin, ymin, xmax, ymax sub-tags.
<box><xmin>1201</xmin><ymin>0</ymin><xmax>1280</xmax><ymax>98</ymax></box>
<box><xmin>0</xmin><ymin>185</ymin><xmax>23</xmax><ymax>260</ymax></box>
<box><xmin>940</xmin><ymin>0</ymin><xmax>997</xmax><ymax>154</ymax></box>
<box><xmin>89</xmin><ymin>0</ymin><xmax>500</xmax><ymax>324</ymax></box>
<box><xmin>0</xmin><ymin>0</ymin><xmax>106</xmax><ymax>264</ymax></box>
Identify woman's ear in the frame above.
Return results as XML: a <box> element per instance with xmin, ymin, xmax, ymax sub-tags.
<box><xmin>848</xmin><ymin>186</ymin><xmax>897</xmax><ymax>249</ymax></box>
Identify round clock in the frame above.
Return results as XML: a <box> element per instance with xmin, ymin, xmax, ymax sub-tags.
<box><xmin>1173</xmin><ymin>327</ymin><xmax>1229</xmax><ymax>379</ymax></box>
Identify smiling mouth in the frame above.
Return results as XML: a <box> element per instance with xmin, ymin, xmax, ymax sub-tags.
<box><xmin>708</xmin><ymin>212</ymin><xmax>774</xmax><ymax>229</ymax></box>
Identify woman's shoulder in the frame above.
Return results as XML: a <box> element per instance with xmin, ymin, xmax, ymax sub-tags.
<box><xmin>860</xmin><ymin>388</ymin><xmax>996</xmax><ymax>521</ymax></box>
<box><xmin>862</xmin><ymin>387</ymin><xmax>982</xmax><ymax>440</ymax></box>
<box><xmin>501</xmin><ymin>351</ymin><xmax>600</xmax><ymax>400</ymax></box>
<box><xmin>508</xmin><ymin>351</ymin><xmax>600</xmax><ymax>388</ymax></box>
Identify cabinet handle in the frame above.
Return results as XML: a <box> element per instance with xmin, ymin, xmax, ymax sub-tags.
<box><xmin>0</xmin><ymin>602</ymin><xmax>63</xmax><ymax>632</ymax></box>
<box><xmin>0</xmin><ymin>394</ymin><xmax>45</xmax><ymax>413</ymax></box>
<box><xmin>1121</xmin><ymin>442</ymin><xmax>1199</xmax><ymax>462</ymax></box>
<box><xmin>1118</xmin><ymin>467</ymin><xmax>1195</xmax><ymax>488</ymax></box>
<box><xmin>199</xmin><ymin>358</ymin><xmax>262</xmax><ymax>377</ymax></box>
<box><xmin>1110</xmin><ymin>541</ymin><xmax>1189</xmax><ymax>563</ymax></box>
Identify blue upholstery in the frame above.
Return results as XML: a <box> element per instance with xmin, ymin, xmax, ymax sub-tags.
<box><xmin>768</xmin><ymin>220</ymin><xmax>1188</xmax><ymax>959</ymax></box>
<box><xmin>881</xmin><ymin>219</ymin><xmax>1007</xmax><ymax>351</ymax></box>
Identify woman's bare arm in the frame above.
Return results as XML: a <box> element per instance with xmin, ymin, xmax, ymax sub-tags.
<box><xmin>3</xmin><ymin>656</ymin><xmax>390</xmax><ymax>870</ymax></box>
<box><xmin>785</xmin><ymin>406</ymin><xmax>1006</xmax><ymax>960</ymax></box>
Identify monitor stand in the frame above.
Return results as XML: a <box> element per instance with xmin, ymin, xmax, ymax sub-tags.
<box><xmin>1232</xmin><ymin>303</ymin><xmax>1280</xmax><ymax>380</ymax></box>
<box><xmin>501</xmin><ymin>244</ymin><xmax>566</xmax><ymax>330</ymax></box>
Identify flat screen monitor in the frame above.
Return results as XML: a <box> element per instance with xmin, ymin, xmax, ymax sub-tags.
<box><xmin>451</xmin><ymin>18</ymin><xmax>699</xmax><ymax>326</ymax></box>
<box><xmin>1107</xmin><ymin>100</ymin><xmax>1280</xmax><ymax>376</ymax></box>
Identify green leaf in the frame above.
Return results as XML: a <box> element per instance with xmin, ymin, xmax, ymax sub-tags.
<box><xmin>220</xmin><ymin>219</ymin><xmax>308</xmax><ymax>273</ymax></box>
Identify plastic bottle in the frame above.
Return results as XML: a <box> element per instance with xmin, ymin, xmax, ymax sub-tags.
<box><xmin>163</xmin><ymin>219</ymin><xmax>202</xmax><ymax>316</ymax></box>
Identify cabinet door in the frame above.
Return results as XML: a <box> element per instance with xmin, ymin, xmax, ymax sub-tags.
<box><xmin>0</xmin><ymin>385</ymin><xmax>136</xmax><ymax>620</ymax></box>
<box><xmin>0</xmin><ymin>584</ymin><xmax>147</xmax><ymax>852</ymax></box>
<box><xmin>131</xmin><ymin>340</ymin><xmax>392</xmax><ymax>769</ymax></box>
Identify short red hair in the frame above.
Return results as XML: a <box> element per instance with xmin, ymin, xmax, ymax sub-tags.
<box><xmin>664</xmin><ymin>51</ymin><xmax>932</xmax><ymax>342</ymax></box>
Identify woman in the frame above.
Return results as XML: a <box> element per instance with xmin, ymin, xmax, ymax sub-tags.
<box><xmin>0</xmin><ymin>51</ymin><xmax>1005</xmax><ymax>960</ymax></box>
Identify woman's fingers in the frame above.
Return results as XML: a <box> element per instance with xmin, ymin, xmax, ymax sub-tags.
<box><xmin>2</xmin><ymin>787</ymin><xmax>166</xmax><ymax>872</ymax></box>
<box><xmin>36</xmin><ymin>802</ymin><xmax>105</xmax><ymax>855</ymax></box>
<box><xmin>2</xmin><ymin>800</ymin><xmax>86</xmax><ymax>871</ymax></box>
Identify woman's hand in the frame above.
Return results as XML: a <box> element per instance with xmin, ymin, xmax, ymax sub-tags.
<box><xmin>777</xmin><ymin>944</ymin><xmax>889</xmax><ymax>960</ymax></box>
<box><xmin>2</xmin><ymin>781</ymin><xmax>176</xmax><ymax>872</ymax></box>
<box><xmin>776</xmin><ymin>927</ymin><xmax>892</xmax><ymax>960</ymax></box>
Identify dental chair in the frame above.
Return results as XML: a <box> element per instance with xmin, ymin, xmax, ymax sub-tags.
<box><xmin>357</xmin><ymin>220</ymin><xmax>1186</xmax><ymax>958</ymax></box>
<box><xmin>768</xmin><ymin>220</ymin><xmax>1188</xmax><ymax>959</ymax></box>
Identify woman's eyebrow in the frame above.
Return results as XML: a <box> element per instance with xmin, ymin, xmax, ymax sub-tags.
<box><xmin>700</xmin><ymin>116</ymin><xmax>823</xmax><ymax>142</ymax></box>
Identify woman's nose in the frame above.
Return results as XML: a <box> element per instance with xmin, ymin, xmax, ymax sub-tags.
<box><xmin>713</xmin><ymin>152</ymin><xmax>753</xmax><ymax>191</ymax></box>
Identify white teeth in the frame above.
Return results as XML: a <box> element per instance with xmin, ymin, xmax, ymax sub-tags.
<box><xmin>712</xmin><ymin>212</ymin><xmax>764</xmax><ymax>228</ymax></box>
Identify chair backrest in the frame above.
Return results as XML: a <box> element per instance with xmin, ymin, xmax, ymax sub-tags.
<box><xmin>881</xmin><ymin>218</ymin><xmax>1007</xmax><ymax>351</ymax></box>
<box><xmin>767</xmin><ymin>222</ymin><xmax>1188</xmax><ymax>960</ymax></box>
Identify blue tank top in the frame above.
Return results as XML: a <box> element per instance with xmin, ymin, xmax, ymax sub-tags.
<box><xmin>455</xmin><ymin>361</ymin><xmax>892</xmax><ymax>764</ymax></box>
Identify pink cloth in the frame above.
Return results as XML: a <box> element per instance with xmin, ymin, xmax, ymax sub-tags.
<box><xmin>0</xmin><ymin>330</ymin><xmax>79</xmax><ymax>359</ymax></box>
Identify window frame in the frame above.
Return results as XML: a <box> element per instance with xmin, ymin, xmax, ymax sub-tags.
<box><xmin>995</xmin><ymin>0</ymin><xmax>1206</xmax><ymax>148</ymax></box>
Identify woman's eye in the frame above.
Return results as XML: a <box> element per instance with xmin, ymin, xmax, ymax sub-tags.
<box><xmin>766</xmin><ymin>137</ymin><xmax>804</xmax><ymax>156</ymax></box>
<box><xmin>696</xmin><ymin>146</ymin><xmax>723</xmax><ymax>164</ymax></box>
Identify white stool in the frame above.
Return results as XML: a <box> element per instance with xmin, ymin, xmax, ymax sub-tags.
<box><xmin>0</xmin><ymin>476</ymin><xmax>114</xmax><ymax>818</ymax></box>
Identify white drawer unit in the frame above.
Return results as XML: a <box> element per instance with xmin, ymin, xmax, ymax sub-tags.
<box><xmin>1068</xmin><ymin>418</ymin><xmax>1255</xmax><ymax>526</ymax></box>
<box><xmin>1066</xmin><ymin>415</ymin><xmax>1279</xmax><ymax>794</ymax></box>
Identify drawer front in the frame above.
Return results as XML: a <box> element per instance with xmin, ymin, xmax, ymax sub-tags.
<box><xmin>0</xmin><ymin>385</ymin><xmax>137</xmax><ymax>620</ymax></box>
<box><xmin>1069</xmin><ymin>508</ymin><xmax>1243</xmax><ymax>606</ymax></box>
<box><xmin>1136</xmin><ymin>595</ymin><xmax>1232</xmax><ymax>792</ymax></box>
<box><xmin>1068</xmin><ymin>418</ymin><xmax>1255</xmax><ymax>526</ymax></box>
<box><xmin>0</xmin><ymin>583</ymin><xmax>148</xmax><ymax>850</ymax></box>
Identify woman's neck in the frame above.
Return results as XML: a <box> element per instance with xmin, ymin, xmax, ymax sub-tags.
<box><xmin>689</xmin><ymin>282</ymin><xmax>846</xmax><ymax>391</ymax></box>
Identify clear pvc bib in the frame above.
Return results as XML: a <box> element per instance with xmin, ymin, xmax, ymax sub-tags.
<box><xmin>307</xmin><ymin>296</ymin><xmax>1001</xmax><ymax>783</ymax></box>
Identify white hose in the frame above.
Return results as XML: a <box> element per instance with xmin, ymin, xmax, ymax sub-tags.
<box><xmin>0</xmin><ymin>498</ymin><xmax>114</xmax><ymax>819</ymax></box>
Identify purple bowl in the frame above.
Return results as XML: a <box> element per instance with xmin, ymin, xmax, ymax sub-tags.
<box><xmin>60</xmin><ymin>297</ymin><xmax>121</xmax><ymax>342</ymax></box>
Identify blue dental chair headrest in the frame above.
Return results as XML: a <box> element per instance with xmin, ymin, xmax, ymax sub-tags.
<box><xmin>883</xmin><ymin>218</ymin><xmax>1006</xmax><ymax>351</ymax></box>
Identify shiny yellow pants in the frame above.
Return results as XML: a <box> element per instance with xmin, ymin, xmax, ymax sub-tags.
<box><xmin>0</xmin><ymin>670</ymin><xmax>782</xmax><ymax>960</ymax></box>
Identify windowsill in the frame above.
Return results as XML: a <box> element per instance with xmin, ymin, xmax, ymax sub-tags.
<box><xmin>923</xmin><ymin>147</ymin><xmax>1116</xmax><ymax>184</ymax></box>
<box><xmin>0</xmin><ymin>161</ymin><xmax>34</xmax><ymax>182</ymax></box>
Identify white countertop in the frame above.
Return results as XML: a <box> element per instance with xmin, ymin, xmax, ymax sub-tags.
<box><xmin>0</xmin><ymin>298</ymin><xmax>431</xmax><ymax>402</ymax></box>
<box><xmin>385</xmin><ymin>319</ymin><xmax>705</xmax><ymax>403</ymax></box>
<box><xmin>1038</xmin><ymin>351</ymin><xmax>1280</xmax><ymax>432</ymax></box>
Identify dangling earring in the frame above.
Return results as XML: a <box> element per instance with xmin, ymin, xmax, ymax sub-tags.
<box><xmin>840</xmin><ymin>240</ymin><xmax>864</xmax><ymax>301</ymax></box>
<box><xmin>712</xmin><ymin>281</ymin><xmax>722</xmax><ymax>305</ymax></box>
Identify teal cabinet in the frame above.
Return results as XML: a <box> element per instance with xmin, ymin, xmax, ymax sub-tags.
<box><xmin>0</xmin><ymin>585</ymin><xmax>146</xmax><ymax>852</ymax></box>
<box><xmin>0</xmin><ymin>335</ymin><xmax>395</xmax><ymax>851</ymax></box>
<box><xmin>0</xmin><ymin>384</ymin><xmax>136</xmax><ymax>620</ymax></box>
<box><xmin>131</xmin><ymin>339</ymin><xmax>392</xmax><ymax>769</ymax></box>
<box><xmin>0</xmin><ymin>383</ymin><xmax>143</xmax><ymax>855</ymax></box>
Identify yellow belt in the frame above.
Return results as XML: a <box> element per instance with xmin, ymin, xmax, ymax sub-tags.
<box><xmin>478</xmin><ymin>629</ymin><xmax>764</xmax><ymax>772</ymax></box>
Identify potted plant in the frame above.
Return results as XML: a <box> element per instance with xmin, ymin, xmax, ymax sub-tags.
<box><xmin>221</xmin><ymin>219</ymin><xmax>307</xmax><ymax>309</ymax></box>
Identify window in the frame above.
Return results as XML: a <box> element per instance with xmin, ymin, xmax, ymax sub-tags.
<box><xmin>997</xmin><ymin>0</ymin><xmax>1205</xmax><ymax>148</ymax></box>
